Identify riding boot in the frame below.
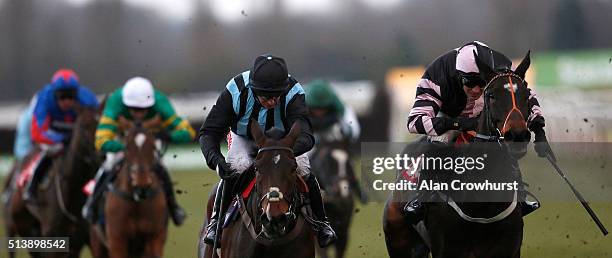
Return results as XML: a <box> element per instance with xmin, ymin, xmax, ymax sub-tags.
<box><xmin>403</xmin><ymin>190</ymin><xmax>425</xmax><ymax>225</ymax></box>
<box><xmin>513</xmin><ymin>161</ymin><xmax>540</xmax><ymax>217</ymax></box>
<box><xmin>346</xmin><ymin>162</ymin><xmax>368</xmax><ymax>203</ymax></box>
<box><xmin>304</xmin><ymin>174</ymin><xmax>337</xmax><ymax>248</ymax></box>
<box><xmin>203</xmin><ymin>180</ymin><xmax>225</xmax><ymax>245</ymax></box>
<box><xmin>519</xmin><ymin>184</ymin><xmax>540</xmax><ymax>216</ymax></box>
<box><xmin>22</xmin><ymin>160</ymin><xmax>46</xmax><ymax>202</ymax></box>
<box><xmin>82</xmin><ymin>168</ymin><xmax>109</xmax><ymax>223</ymax></box>
<box><xmin>155</xmin><ymin>164</ymin><xmax>187</xmax><ymax>226</ymax></box>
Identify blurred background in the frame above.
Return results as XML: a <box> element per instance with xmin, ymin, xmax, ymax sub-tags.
<box><xmin>1</xmin><ymin>0</ymin><xmax>612</xmax><ymax>257</ymax></box>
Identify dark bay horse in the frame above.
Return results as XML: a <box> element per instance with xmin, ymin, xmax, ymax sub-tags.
<box><xmin>201</xmin><ymin>122</ymin><xmax>315</xmax><ymax>258</ymax></box>
<box><xmin>3</xmin><ymin>105</ymin><xmax>100</xmax><ymax>258</ymax></box>
<box><xmin>310</xmin><ymin>141</ymin><xmax>355</xmax><ymax>258</ymax></box>
<box><xmin>89</xmin><ymin>121</ymin><xmax>168</xmax><ymax>258</ymax></box>
<box><xmin>384</xmin><ymin>51</ymin><xmax>534</xmax><ymax>258</ymax></box>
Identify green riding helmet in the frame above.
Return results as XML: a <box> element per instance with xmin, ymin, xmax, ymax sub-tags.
<box><xmin>304</xmin><ymin>79</ymin><xmax>344</xmax><ymax>116</ymax></box>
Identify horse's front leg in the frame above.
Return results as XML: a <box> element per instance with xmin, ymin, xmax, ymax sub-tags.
<box><xmin>383</xmin><ymin>198</ymin><xmax>428</xmax><ymax>258</ymax></box>
<box><xmin>107</xmin><ymin>235</ymin><xmax>130</xmax><ymax>258</ymax></box>
<box><xmin>143</xmin><ymin>230</ymin><xmax>167</xmax><ymax>258</ymax></box>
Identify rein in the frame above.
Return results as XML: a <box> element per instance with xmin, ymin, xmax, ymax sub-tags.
<box><xmin>257</xmin><ymin>146</ymin><xmax>294</xmax><ymax>154</ymax></box>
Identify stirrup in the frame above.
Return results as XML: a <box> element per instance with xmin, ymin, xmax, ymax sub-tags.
<box><xmin>203</xmin><ymin>218</ymin><xmax>219</xmax><ymax>245</ymax></box>
<box><xmin>521</xmin><ymin>191</ymin><xmax>540</xmax><ymax>216</ymax></box>
<box><xmin>402</xmin><ymin>199</ymin><xmax>424</xmax><ymax>224</ymax></box>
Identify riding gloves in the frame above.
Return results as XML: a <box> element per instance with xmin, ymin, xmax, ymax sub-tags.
<box><xmin>449</xmin><ymin>117</ymin><xmax>478</xmax><ymax>131</ymax></box>
<box><xmin>101</xmin><ymin>140</ymin><xmax>125</xmax><ymax>153</ymax></box>
<box><xmin>217</xmin><ymin>160</ymin><xmax>237</xmax><ymax>180</ymax></box>
<box><xmin>533</xmin><ymin>127</ymin><xmax>556</xmax><ymax>162</ymax></box>
<box><xmin>170</xmin><ymin>130</ymin><xmax>193</xmax><ymax>143</ymax></box>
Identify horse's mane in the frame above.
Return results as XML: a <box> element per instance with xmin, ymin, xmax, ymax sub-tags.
<box><xmin>265</xmin><ymin>128</ymin><xmax>286</xmax><ymax>141</ymax></box>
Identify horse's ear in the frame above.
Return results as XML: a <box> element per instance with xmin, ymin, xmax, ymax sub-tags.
<box><xmin>250</xmin><ymin>119</ymin><xmax>266</xmax><ymax>148</ymax></box>
<box><xmin>282</xmin><ymin>122</ymin><xmax>302</xmax><ymax>147</ymax></box>
<box><xmin>514</xmin><ymin>50</ymin><xmax>531</xmax><ymax>80</ymax></box>
<box><xmin>474</xmin><ymin>50</ymin><xmax>496</xmax><ymax>82</ymax></box>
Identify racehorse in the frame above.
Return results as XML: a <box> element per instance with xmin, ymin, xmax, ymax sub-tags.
<box><xmin>310</xmin><ymin>141</ymin><xmax>355</xmax><ymax>258</ymax></box>
<box><xmin>383</xmin><ymin>51</ymin><xmax>534</xmax><ymax>258</ymax></box>
<box><xmin>89</xmin><ymin>119</ymin><xmax>168</xmax><ymax>258</ymax></box>
<box><xmin>200</xmin><ymin>121</ymin><xmax>315</xmax><ymax>258</ymax></box>
<box><xmin>3</xmin><ymin>105</ymin><xmax>100</xmax><ymax>258</ymax></box>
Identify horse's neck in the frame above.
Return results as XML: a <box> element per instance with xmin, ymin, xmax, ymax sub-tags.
<box><xmin>476</xmin><ymin>114</ymin><xmax>491</xmax><ymax>136</ymax></box>
<box><xmin>62</xmin><ymin>135</ymin><xmax>95</xmax><ymax>185</ymax></box>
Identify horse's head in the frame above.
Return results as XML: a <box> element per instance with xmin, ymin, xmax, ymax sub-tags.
<box><xmin>250</xmin><ymin>121</ymin><xmax>301</xmax><ymax>237</ymax></box>
<box><xmin>475</xmin><ymin>50</ymin><xmax>532</xmax><ymax>155</ymax></box>
<box><xmin>122</xmin><ymin>122</ymin><xmax>159</xmax><ymax>201</ymax></box>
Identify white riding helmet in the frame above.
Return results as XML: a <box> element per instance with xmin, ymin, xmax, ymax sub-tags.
<box><xmin>122</xmin><ymin>77</ymin><xmax>155</xmax><ymax>108</ymax></box>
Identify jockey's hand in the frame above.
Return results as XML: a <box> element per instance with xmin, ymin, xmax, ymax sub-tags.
<box><xmin>533</xmin><ymin>127</ymin><xmax>556</xmax><ymax>162</ymax></box>
<box><xmin>217</xmin><ymin>160</ymin><xmax>237</xmax><ymax>180</ymax></box>
<box><xmin>42</xmin><ymin>143</ymin><xmax>64</xmax><ymax>156</ymax></box>
<box><xmin>101</xmin><ymin>140</ymin><xmax>125</xmax><ymax>153</ymax></box>
<box><xmin>170</xmin><ymin>130</ymin><xmax>193</xmax><ymax>143</ymax></box>
<box><xmin>451</xmin><ymin>117</ymin><xmax>478</xmax><ymax>131</ymax></box>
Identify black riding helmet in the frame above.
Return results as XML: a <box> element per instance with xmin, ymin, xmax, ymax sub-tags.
<box><xmin>248</xmin><ymin>54</ymin><xmax>290</xmax><ymax>97</ymax></box>
<box><xmin>456</xmin><ymin>42</ymin><xmax>512</xmax><ymax>88</ymax></box>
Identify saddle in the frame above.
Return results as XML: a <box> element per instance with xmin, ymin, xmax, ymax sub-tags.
<box><xmin>16</xmin><ymin>150</ymin><xmax>52</xmax><ymax>190</ymax></box>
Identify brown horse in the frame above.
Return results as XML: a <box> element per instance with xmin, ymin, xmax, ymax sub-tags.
<box><xmin>200</xmin><ymin>122</ymin><xmax>315</xmax><ymax>258</ymax></box>
<box><xmin>384</xmin><ymin>51</ymin><xmax>534</xmax><ymax>258</ymax></box>
<box><xmin>3</xmin><ymin>105</ymin><xmax>100</xmax><ymax>258</ymax></box>
<box><xmin>89</xmin><ymin>122</ymin><xmax>168</xmax><ymax>258</ymax></box>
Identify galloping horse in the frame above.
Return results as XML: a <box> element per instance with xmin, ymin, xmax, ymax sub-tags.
<box><xmin>3</xmin><ymin>105</ymin><xmax>100</xmax><ymax>258</ymax></box>
<box><xmin>310</xmin><ymin>141</ymin><xmax>355</xmax><ymax>258</ymax></box>
<box><xmin>89</xmin><ymin>120</ymin><xmax>168</xmax><ymax>258</ymax></box>
<box><xmin>200</xmin><ymin>122</ymin><xmax>315</xmax><ymax>258</ymax></box>
<box><xmin>383</xmin><ymin>51</ymin><xmax>534</xmax><ymax>258</ymax></box>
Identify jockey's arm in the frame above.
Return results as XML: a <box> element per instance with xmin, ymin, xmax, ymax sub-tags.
<box><xmin>95</xmin><ymin>89</ymin><xmax>122</xmax><ymax>152</ymax></box>
<box><xmin>155</xmin><ymin>92</ymin><xmax>196</xmax><ymax>143</ymax></box>
<box><xmin>526</xmin><ymin>88</ymin><xmax>545</xmax><ymax>132</ymax></box>
<box><xmin>199</xmin><ymin>90</ymin><xmax>235</xmax><ymax>170</ymax></box>
<box><xmin>31</xmin><ymin>95</ymin><xmax>64</xmax><ymax>145</ymax></box>
<box><xmin>286</xmin><ymin>93</ymin><xmax>315</xmax><ymax>156</ymax></box>
<box><xmin>407</xmin><ymin>75</ymin><xmax>458</xmax><ymax>136</ymax></box>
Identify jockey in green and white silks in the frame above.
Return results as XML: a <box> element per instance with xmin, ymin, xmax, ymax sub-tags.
<box><xmin>82</xmin><ymin>77</ymin><xmax>195</xmax><ymax>226</ymax></box>
<box><xmin>199</xmin><ymin>54</ymin><xmax>337</xmax><ymax>248</ymax></box>
<box><xmin>304</xmin><ymin>79</ymin><xmax>367</xmax><ymax>202</ymax></box>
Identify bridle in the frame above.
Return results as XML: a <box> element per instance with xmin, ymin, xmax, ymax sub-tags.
<box><xmin>476</xmin><ymin>72</ymin><xmax>527</xmax><ymax>143</ymax></box>
<box><xmin>255</xmin><ymin>145</ymin><xmax>296</xmax><ymax>208</ymax></box>
<box><xmin>253</xmin><ymin>145</ymin><xmax>302</xmax><ymax>239</ymax></box>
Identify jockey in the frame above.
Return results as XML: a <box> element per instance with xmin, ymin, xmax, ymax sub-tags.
<box><xmin>82</xmin><ymin>77</ymin><xmax>195</xmax><ymax>226</ymax></box>
<box><xmin>199</xmin><ymin>54</ymin><xmax>337</xmax><ymax>247</ymax></box>
<box><xmin>304</xmin><ymin>79</ymin><xmax>367</xmax><ymax>202</ymax></box>
<box><xmin>404</xmin><ymin>41</ymin><xmax>553</xmax><ymax>223</ymax></box>
<box><xmin>23</xmin><ymin>69</ymin><xmax>99</xmax><ymax>201</ymax></box>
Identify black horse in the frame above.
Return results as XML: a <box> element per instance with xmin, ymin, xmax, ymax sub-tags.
<box><xmin>384</xmin><ymin>50</ymin><xmax>534</xmax><ymax>258</ymax></box>
<box><xmin>310</xmin><ymin>141</ymin><xmax>358</xmax><ymax>258</ymax></box>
